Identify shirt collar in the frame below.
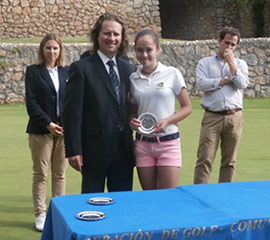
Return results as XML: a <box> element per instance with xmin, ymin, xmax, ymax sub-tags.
<box><xmin>135</xmin><ymin>62</ymin><xmax>164</xmax><ymax>79</ymax></box>
<box><xmin>97</xmin><ymin>50</ymin><xmax>117</xmax><ymax>66</ymax></box>
<box><xmin>215</xmin><ymin>53</ymin><xmax>223</xmax><ymax>61</ymax></box>
<box><xmin>47</xmin><ymin>66</ymin><xmax>58</xmax><ymax>72</ymax></box>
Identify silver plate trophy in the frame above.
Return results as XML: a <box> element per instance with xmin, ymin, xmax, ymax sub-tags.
<box><xmin>77</xmin><ymin>211</ymin><xmax>106</xmax><ymax>221</ymax></box>
<box><xmin>88</xmin><ymin>197</ymin><xmax>114</xmax><ymax>205</ymax></box>
<box><xmin>138</xmin><ymin>112</ymin><xmax>158</xmax><ymax>134</ymax></box>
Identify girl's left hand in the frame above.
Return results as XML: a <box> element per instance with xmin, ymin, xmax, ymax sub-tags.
<box><xmin>155</xmin><ymin>119</ymin><xmax>170</xmax><ymax>133</ymax></box>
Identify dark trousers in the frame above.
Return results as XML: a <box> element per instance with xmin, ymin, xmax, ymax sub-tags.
<box><xmin>81</xmin><ymin>132</ymin><xmax>133</xmax><ymax>193</ymax></box>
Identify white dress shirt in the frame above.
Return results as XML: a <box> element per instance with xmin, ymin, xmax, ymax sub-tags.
<box><xmin>47</xmin><ymin>66</ymin><xmax>60</xmax><ymax>117</ymax></box>
<box><xmin>97</xmin><ymin>50</ymin><xmax>120</xmax><ymax>82</ymax></box>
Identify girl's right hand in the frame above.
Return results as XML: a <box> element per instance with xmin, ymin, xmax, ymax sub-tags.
<box><xmin>129</xmin><ymin>118</ymin><xmax>142</xmax><ymax>131</ymax></box>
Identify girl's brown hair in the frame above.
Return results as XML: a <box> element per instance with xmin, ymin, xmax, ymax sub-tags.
<box><xmin>134</xmin><ymin>25</ymin><xmax>160</xmax><ymax>48</ymax></box>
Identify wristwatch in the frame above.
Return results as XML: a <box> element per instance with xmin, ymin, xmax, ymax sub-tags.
<box><xmin>224</xmin><ymin>76</ymin><xmax>229</xmax><ymax>84</ymax></box>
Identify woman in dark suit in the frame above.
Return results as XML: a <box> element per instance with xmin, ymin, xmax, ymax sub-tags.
<box><xmin>25</xmin><ymin>33</ymin><xmax>69</xmax><ymax>232</ymax></box>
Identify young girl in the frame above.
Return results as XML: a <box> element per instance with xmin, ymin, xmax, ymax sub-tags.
<box><xmin>129</xmin><ymin>27</ymin><xmax>192</xmax><ymax>190</ymax></box>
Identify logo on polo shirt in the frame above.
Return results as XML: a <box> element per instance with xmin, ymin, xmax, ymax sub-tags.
<box><xmin>156</xmin><ymin>82</ymin><xmax>164</xmax><ymax>89</ymax></box>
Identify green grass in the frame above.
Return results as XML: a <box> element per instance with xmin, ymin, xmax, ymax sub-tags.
<box><xmin>0</xmin><ymin>98</ymin><xmax>269</xmax><ymax>240</ymax></box>
<box><xmin>179</xmin><ymin>98</ymin><xmax>270</xmax><ymax>186</ymax></box>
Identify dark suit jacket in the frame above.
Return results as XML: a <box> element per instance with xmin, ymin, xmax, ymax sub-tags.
<box><xmin>63</xmin><ymin>54</ymin><xmax>136</xmax><ymax>168</ymax></box>
<box><xmin>25</xmin><ymin>64</ymin><xmax>69</xmax><ymax>134</ymax></box>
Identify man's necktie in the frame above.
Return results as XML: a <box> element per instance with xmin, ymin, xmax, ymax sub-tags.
<box><xmin>107</xmin><ymin>60</ymin><xmax>121</xmax><ymax>103</ymax></box>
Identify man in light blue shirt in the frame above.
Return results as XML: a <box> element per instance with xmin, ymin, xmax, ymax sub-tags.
<box><xmin>194</xmin><ymin>26</ymin><xmax>249</xmax><ymax>184</ymax></box>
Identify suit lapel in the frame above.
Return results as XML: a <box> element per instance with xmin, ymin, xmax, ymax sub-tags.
<box><xmin>58</xmin><ymin>67</ymin><xmax>66</xmax><ymax>113</ymax></box>
<box><xmin>58</xmin><ymin>67</ymin><xmax>65</xmax><ymax>94</ymax></box>
<box><xmin>40</xmin><ymin>65</ymin><xmax>55</xmax><ymax>91</ymax></box>
<box><xmin>117</xmin><ymin>59</ymin><xmax>127</xmax><ymax>106</ymax></box>
<box><xmin>92</xmin><ymin>54</ymin><xmax>120</xmax><ymax>105</ymax></box>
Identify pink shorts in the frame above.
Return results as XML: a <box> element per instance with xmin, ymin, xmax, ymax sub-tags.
<box><xmin>135</xmin><ymin>138</ymin><xmax>182</xmax><ymax>167</ymax></box>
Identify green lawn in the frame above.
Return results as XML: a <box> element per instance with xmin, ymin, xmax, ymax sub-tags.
<box><xmin>0</xmin><ymin>98</ymin><xmax>269</xmax><ymax>240</ymax></box>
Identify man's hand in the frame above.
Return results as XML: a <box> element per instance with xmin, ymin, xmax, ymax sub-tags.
<box><xmin>68</xmin><ymin>155</ymin><xmax>83</xmax><ymax>172</ymax></box>
<box><xmin>223</xmin><ymin>48</ymin><xmax>237</xmax><ymax>76</ymax></box>
<box><xmin>223</xmin><ymin>48</ymin><xmax>235</xmax><ymax>63</ymax></box>
<box><xmin>219</xmin><ymin>76</ymin><xmax>232</xmax><ymax>87</ymax></box>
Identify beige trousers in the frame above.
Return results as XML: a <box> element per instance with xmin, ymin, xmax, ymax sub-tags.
<box><xmin>194</xmin><ymin>110</ymin><xmax>243</xmax><ymax>184</ymax></box>
<box><xmin>28</xmin><ymin>134</ymin><xmax>67</xmax><ymax>216</ymax></box>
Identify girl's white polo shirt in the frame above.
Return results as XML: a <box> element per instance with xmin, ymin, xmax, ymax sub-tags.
<box><xmin>130</xmin><ymin>62</ymin><xmax>186</xmax><ymax>136</ymax></box>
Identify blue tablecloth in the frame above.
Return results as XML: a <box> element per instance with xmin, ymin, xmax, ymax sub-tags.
<box><xmin>41</xmin><ymin>181</ymin><xmax>270</xmax><ymax>240</ymax></box>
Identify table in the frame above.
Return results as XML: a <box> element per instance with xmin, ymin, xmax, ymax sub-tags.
<box><xmin>41</xmin><ymin>181</ymin><xmax>270</xmax><ymax>240</ymax></box>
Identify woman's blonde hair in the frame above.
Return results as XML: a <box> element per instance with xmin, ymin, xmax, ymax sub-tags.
<box><xmin>37</xmin><ymin>33</ymin><xmax>65</xmax><ymax>67</ymax></box>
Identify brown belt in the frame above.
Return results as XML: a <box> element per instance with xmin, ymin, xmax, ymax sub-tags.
<box><xmin>205</xmin><ymin>108</ymin><xmax>242</xmax><ymax>115</ymax></box>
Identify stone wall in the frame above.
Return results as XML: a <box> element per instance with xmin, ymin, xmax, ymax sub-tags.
<box><xmin>0</xmin><ymin>0</ymin><xmax>161</xmax><ymax>39</ymax></box>
<box><xmin>1</xmin><ymin>0</ymin><xmax>270</xmax><ymax>40</ymax></box>
<box><xmin>159</xmin><ymin>0</ymin><xmax>269</xmax><ymax>40</ymax></box>
<box><xmin>160</xmin><ymin>0</ymin><xmax>219</xmax><ymax>40</ymax></box>
<box><xmin>0</xmin><ymin>38</ymin><xmax>270</xmax><ymax>104</ymax></box>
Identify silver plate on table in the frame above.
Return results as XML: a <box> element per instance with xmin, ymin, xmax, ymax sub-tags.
<box><xmin>138</xmin><ymin>112</ymin><xmax>158</xmax><ymax>134</ymax></box>
<box><xmin>77</xmin><ymin>211</ymin><xmax>106</xmax><ymax>221</ymax></box>
<box><xmin>88</xmin><ymin>197</ymin><xmax>114</xmax><ymax>205</ymax></box>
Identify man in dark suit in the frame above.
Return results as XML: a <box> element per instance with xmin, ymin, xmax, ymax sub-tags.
<box><xmin>63</xmin><ymin>13</ymin><xmax>136</xmax><ymax>193</ymax></box>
